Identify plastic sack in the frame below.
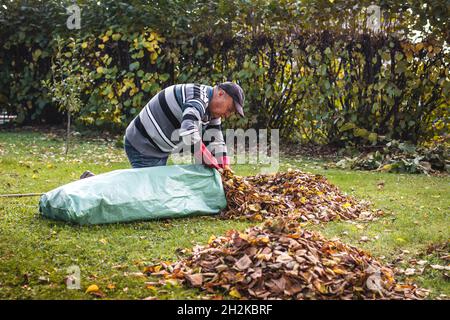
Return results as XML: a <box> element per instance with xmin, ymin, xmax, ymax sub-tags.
<box><xmin>39</xmin><ymin>164</ymin><xmax>227</xmax><ymax>225</ymax></box>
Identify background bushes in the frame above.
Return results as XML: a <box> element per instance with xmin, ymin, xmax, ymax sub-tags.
<box><xmin>0</xmin><ymin>0</ymin><xmax>448</xmax><ymax>146</ymax></box>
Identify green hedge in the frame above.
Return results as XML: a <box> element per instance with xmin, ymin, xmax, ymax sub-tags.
<box><xmin>0</xmin><ymin>0</ymin><xmax>448</xmax><ymax>146</ymax></box>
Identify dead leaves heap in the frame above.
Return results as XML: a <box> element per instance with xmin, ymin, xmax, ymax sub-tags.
<box><xmin>149</xmin><ymin>219</ymin><xmax>428</xmax><ymax>300</ymax></box>
<box><xmin>220</xmin><ymin>169</ymin><xmax>380</xmax><ymax>223</ymax></box>
<box><xmin>144</xmin><ymin>170</ymin><xmax>428</xmax><ymax>300</ymax></box>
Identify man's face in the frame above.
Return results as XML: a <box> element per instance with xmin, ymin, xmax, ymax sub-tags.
<box><xmin>210</xmin><ymin>87</ymin><xmax>235</xmax><ymax>119</ymax></box>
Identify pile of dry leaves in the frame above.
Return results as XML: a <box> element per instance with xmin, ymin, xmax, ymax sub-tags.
<box><xmin>143</xmin><ymin>170</ymin><xmax>428</xmax><ymax>300</ymax></box>
<box><xmin>147</xmin><ymin>219</ymin><xmax>428</xmax><ymax>300</ymax></box>
<box><xmin>220</xmin><ymin>169</ymin><xmax>381</xmax><ymax>223</ymax></box>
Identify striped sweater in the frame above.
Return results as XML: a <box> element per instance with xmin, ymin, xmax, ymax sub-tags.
<box><xmin>125</xmin><ymin>84</ymin><xmax>227</xmax><ymax>162</ymax></box>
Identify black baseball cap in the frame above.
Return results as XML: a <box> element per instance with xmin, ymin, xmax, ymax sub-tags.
<box><xmin>218</xmin><ymin>82</ymin><xmax>245</xmax><ymax>117</ymax></box>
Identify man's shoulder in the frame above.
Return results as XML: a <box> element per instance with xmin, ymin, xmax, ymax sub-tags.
<box><xmin>184</xmin><ymin>84</ymin><xmax>212</xmax><ymax>104</ymax></box>
<box><xmin>182</xmin><ymin>83</ymin><xmax>212</xmax><ymax>89</ymax></box>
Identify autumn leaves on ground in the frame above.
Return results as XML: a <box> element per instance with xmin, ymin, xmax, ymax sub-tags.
<box><xmin>0</xmin><ymin>130</ymin><xmax>448</xmax><ymax>299</ymax></box>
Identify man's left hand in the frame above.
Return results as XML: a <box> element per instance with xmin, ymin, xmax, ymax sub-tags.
<box><xmin>221</xmin><ymin>165</ymin><xmax>234</xmax><ymax>174</ymax></box>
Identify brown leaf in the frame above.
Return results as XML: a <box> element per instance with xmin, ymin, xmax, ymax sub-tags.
<box><xmin>266</xmin><ymin>276</ymin><xmax>287</xmax><ymax>293</ymax></box>
<box><xmin>234</xmin><ymin>255</ymin><xmax>252</xmax><ymax>271</ymax></box>
<box><xmin>185</xmin><ymin>273</ymin><xmax>203</xmax><ymax>287</ymax></box>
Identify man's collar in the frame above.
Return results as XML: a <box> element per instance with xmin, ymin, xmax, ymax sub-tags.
<box><xmin>205</xmin><ymin>86</ymin><xmax>214</xmax><ymax>119</ymax></box>
<box><xmin>208</xmin><ymin>86</ymin><xmax>213</xmax><ymax>101</ymax></box>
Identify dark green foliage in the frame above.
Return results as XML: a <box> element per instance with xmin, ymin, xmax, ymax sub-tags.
<box><xmin>0</xmin><ymin>0</ymin><xmax>448</xmax><ymax>146</ymax></box>
<box><xmin>335</xmin><ymin>140</ymin><xmax>449</xmax><ymax>174</ymax></box>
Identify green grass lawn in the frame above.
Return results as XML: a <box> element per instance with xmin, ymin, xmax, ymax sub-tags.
<box><xmin>0</xmin><ymin>130</ymin><xmax>448</xmax><ymax>299</ymax></box>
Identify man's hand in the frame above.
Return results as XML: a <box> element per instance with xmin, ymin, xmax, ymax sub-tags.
<box><xmin>221</xmin><ymin>165</ymin><xmax>234</xmax><ymax>174</ymax></box>
<box><xmin>217</xmin><ymin>156</ymin><xmax>231</xmax><ymax>170</ymax></box>
<box><xmin>195</xmin><ymin>142</ymin><xmax>221</xmax><ymax>170</ymax></box>
<box><xmin>223</xmin><ymin>165</ymin><xmax>233</xmax><ymax>172</ymax></box>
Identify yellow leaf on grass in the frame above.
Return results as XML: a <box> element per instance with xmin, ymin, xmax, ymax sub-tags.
<box><xmin>85</xmin><ymin>284</ymin><xmax>99</xmax><ymax>293</ymax></box>
<box><xmin>107</xmin><ymin>283</ymin><xmax>115</xmax><ymax>290</ymax></box>
<box><xmin>165</xmin><ymin>279</ymin><xmax>179</xmax><ymax>287</ymax></box>
<box><xmin>208</xmin><ymin>235</ymin><xmax>216</xmax><ymax>244</ymax></box>
<box><xmin>144</xmin><ymin>265</ymin><xmax>162</xmax><ymax>274</ymax></box>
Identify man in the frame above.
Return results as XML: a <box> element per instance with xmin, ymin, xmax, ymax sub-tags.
<box><xmin>80</xmin><ymin>82</ymin><xmax>244</xmax><ymax>178</ymax></box>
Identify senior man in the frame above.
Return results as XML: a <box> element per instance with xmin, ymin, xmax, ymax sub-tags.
<box><xmin>80</xmin><ymin>82</ymin><xmax>244</xmax><ymax>178</ymax></box>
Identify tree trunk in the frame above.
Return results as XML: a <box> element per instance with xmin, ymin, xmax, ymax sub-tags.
<box><xmin>65</xmin><ymin>112</ymin><xmax>70</xmax><ymax>155</ymax></box>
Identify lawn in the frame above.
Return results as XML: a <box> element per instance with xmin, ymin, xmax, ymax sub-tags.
<box><xmin>0</xmin><ymin>129</ymin><xmax>448</xmax><ymax>299</ymax></box>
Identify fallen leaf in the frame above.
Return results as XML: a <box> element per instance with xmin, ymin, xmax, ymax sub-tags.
<box><xmin>417</xmin><ymin>260</ymin><xmax>428</xmax><ymax>266</ymax></box>
<box><xmin>38</xmin><ymin>276</ymin><xmax>50</xmax><ymax>283</ymax></box>
<box><xmin>208</xmin><ymin>235</ymin><xmax>216</xmax><ymax>244</ymax></box>
<box><xmin>234</xmin><ymin>255</ymin><xmax>252</xmax><ymax>270</ymax></box>
<box><xmin>229</xmin><ymin>287</ymin><xmax>241</xmax><ymax>299</ymax></box>
<box><xmin>85</xmin><ymin>284</ymin><xmax>99</xmax><ymax>293</ymax></box>
<box><xmin>360</xmin><ymin>236</ymin><xmax>370</xmax><ymax>242</ymax></box>
<box><xmin>185</xmin><ymin>273</ymin><xmax>203</xmax><ymax>287</ymax></box>
<box><xmin>430</xmin><ymin>264</ymin><xmax>448</xmax><ymax>271</ymax></box>
<box><xmin>405</xmin><ymin>268</ymin><xmax>415</xmax><ymax>276</ymax></box>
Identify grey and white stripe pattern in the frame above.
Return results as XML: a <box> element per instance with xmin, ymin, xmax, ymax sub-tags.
<box><xmin>125</xmin><ymin>83</ymin><xmax>228</xmax><ymax>159</ymax></box>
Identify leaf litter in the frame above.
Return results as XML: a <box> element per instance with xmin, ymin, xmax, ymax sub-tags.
<box><xmin>147</xmin><ymin>219</ymin><xmax>428</xmax><ymax>300</ymax></box>
<box><xmin>220</xmin><ymin>169</ymin><xmax>381</xmax><ymax>223</ymax></box>
<box><xmin>144</xmin><ymin>170</ymin><xmax>428</xmax><ymax>300</ymax></box>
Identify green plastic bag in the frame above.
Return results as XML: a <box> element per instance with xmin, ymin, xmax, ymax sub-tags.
<box><xmin>39</xmin><ymin>164</ymin><xmax>227</xmax><ymax>225</ymax></box>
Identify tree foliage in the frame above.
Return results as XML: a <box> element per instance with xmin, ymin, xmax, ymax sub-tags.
<box><xmin>0</xmin><ymin>0</ymin><xmax>448</xmax><ymax>146</ymax></box>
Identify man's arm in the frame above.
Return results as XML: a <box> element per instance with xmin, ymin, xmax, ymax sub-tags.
<box><xmin>203</xmin><ymin>117</ymin><xmax>230</xmax><ymax>169</ymax></box>
<box><xmin>179</xmin><ymin>99</ymin><xmax>220</xmax><ymax>170</ymax></box>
